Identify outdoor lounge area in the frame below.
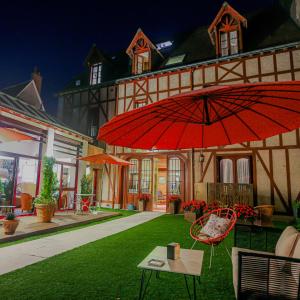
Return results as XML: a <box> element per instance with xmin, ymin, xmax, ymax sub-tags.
<box><xmin>0</xmin><ymin>212</ymin><xmax>298</xmax><ymax>299</ymax></box>
<box><xmin>3</xmin><ymin>1</ymin><xmax>300</xmax><ymax>299</ymax></box>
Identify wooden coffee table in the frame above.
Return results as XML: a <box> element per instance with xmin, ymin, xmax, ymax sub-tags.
<box><xmin>137</xmin><ymin>246</ymin><xmax>204</xmax><ymax>300</ymax></box>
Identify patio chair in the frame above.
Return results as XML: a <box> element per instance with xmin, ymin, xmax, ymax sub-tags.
<box><xmin>190</xmin><ymin>208</ymin><xmax>237</xmax><ymax>268</ymax></box>
<box><xmin>232</xmin><ymin>226</ymin><xmax>300</xmax><ymax>299</ymax></box>
<box><xmin>20</xmin><ymin>193</ymin><xmax>33</xmax><ymax>212</ymax></box>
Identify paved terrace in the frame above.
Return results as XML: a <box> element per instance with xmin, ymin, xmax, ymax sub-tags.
<box><xmin>0</xmin><ymin>211</ymin><xmax>164</xmax><ymax>275</ymax></box>
<box><xmin>0</xmin><ymin>211</ymin><xmax>120</xmax><ymax>243</ymax></box>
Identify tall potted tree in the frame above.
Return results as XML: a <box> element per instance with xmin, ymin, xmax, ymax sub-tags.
<box><xmin>80</xmin><ymin>174</ymin><xmax>93</xmax><ymax>212</ymax></box>
<box><xmin>34</xmin><ymin>157</ymin><xmax>57</xmax><ymax>222</ymax></box>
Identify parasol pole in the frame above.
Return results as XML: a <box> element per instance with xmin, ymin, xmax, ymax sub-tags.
<box><xmin>192</xmin><ymin>148</ymin><xmax>195</xmax><ymax>200</ymax></box>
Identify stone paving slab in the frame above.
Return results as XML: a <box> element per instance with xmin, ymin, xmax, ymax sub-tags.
<box><xmin>0</xmin><ymin>211</ymin><xmax>164</xmax><ymax>275</ymax></box>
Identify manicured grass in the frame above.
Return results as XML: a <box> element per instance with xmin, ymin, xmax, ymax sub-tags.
<box><xmin>0</xmin><ymin>214</ymin><xmax>236</xmax><ymax>299</ymax></box>
<box><xmin>0</xmin><ymin>208</ymin><xmax>136</xmax><ymax>249</ymax></box>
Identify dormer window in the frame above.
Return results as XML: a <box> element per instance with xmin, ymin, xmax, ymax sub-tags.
<box><xmin>90</xmin><ymin>63</ymin><xmax>102</xmax><ymax>85</ymax></box>
<box><xmin>126</xmin><ymin>28</ymin><xmax>164</xmax><ymax>75</ymax></box>
<box><xmin>208</xmin><ymin>2</ymin><xmax>247</xmax><ymax>58</ymax></box>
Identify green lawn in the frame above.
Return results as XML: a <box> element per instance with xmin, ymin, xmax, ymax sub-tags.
<box><xmin>0</xmin><ymin>214</ymin><xmax>236</xmax><ymax>299</ymax></box>
<box><xmin>0</xmin><ymin>208</ymin><xmax>136</xmax><ymax>249</ymax></box>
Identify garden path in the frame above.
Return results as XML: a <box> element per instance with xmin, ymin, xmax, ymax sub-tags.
<box><xmin>0</xmin><ymin>211</ymin><xmax>163</xmax><ymax>275</ymax></box>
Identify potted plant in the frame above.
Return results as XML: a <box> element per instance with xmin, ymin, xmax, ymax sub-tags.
<box><xmin>80</xmin><ymin>174</ymin><xmax>93</xmax><ymax>212</ymax></box>
<box><xmin>34</xmin><ymin>157</ymin><xmax>57</xmax><ymax>223</ymax></box>
<box><xmin>138</xmin><ymin>194</ymin><xmax>150</xmax><ymax>211</ymax></box>
<box><xmin>168</xmin><ymin>195</ymin><xmax>181</xmax><ymax>214</ymax></box>
<box><xmin>182</xmin><ymin>200</ymin><xmax>207</xmax><ymax>222</ymax></box>
<box><xmin>233</xmin><ymin>203</ymin><xmax>257</xmax><ymax>223</ymax></box>
<box><xmin>3</xmin><ymin>212</ymin><xmax>19</xmax><ymax>235</ymax></box>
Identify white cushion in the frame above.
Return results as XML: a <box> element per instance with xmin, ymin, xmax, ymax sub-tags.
<box><xmin>275</xmin><ymin>226</ymin><xmax>299</xmax><ymax>257</ymax></box>
<box><xmin>200</xmin><ymin>214</ymin><xmax>230</xmax><ymax>238</ymax></box>
<box><xmin>291</xmin><ymin>234</ymin><xmax>300</xmax><ymax>287</ymax></box>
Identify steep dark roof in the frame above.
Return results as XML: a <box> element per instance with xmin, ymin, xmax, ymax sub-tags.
<box><xmin>60</xmin><ymin>2</ymin><xmax>300</xmax><ymax>94</ymax></box>
<box><xmin>2</xmin><ymin>80</ymin><xmax>31</xmax><ymax>97</ymax></box>
<box><xmin>0</xmin><ymin>91</ymin><xmax>89</xmax><ymax>138</ymax></box>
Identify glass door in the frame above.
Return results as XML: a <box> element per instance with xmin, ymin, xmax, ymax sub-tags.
<box><xmin>54</xmin><ymin>164</ymin><xmax>76</xmax><ymax>210</ymax></box>
<box><xmin>0</xmin><ymin>156</ymin><xmax>16</xmax><ymax>212</ymax></box>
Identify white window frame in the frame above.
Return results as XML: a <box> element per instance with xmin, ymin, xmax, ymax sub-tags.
<box><xmin>90</xmin><ymin>63</ymin><xmax>102</xmax><ymax>85</ymax></box>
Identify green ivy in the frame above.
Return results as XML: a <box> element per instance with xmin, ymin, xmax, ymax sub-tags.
<box><xmin>81</xmin><ymin>174</ymin><xmax>93</xmax><ymax>197</ymax></box>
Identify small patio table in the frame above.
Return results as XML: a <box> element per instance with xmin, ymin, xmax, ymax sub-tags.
<box><xmin>137</xmin><ymin>246</ymin><xmax>204</xmax><ymax>300</ymax></box>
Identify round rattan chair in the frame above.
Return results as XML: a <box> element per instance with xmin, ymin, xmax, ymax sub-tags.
<box><xmin>190</xmin><ymin>208</ymin><xmax>237</xmax><ymax>268</ymax></box>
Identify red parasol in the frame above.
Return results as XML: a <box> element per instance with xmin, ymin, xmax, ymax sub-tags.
<box><xmin>98</xmin><ymin>81</ymin><xmax>300</xmax><ymax>150</ymax></box>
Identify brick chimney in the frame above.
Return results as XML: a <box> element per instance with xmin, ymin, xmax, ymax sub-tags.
<box><xmin>32</xmin><ymin>66</ymin><xmax>42</xmax><ymax>95</ymax></box>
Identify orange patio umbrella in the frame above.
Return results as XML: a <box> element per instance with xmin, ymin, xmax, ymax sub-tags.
<box><xmin>78</xmin><ymin>153</ymin><xmax>131</xmax><ymax>209</ymax></box>
<box><xmin>0</xmin><ymin>128</ymin><xmax>33</xmax><ymax>143</ymax></box>
<box><xmin>78</xmin><ymin>153</ymin><xmax>131</xmax><ymax>166</ymax></box>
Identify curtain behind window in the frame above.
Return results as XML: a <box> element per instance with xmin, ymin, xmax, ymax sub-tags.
<box><xmin>237</xmin><ymin>158</ymin><xmax>250</xmax><ymax>184</ymax></box>
<box><xmin>220</xmin><ymin>159</ymin><xmax>233</xmax><ymax>183</ymax></box>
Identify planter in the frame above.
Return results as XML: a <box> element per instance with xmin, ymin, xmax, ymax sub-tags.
<box><xmin>35</xmin><ymin>203</ymin><xmax>55</xmax><ymax>223</ymax></box>
<box><xmin>138</xmin><ymin>200</ymin><xmax>146</xmax><ymax>212</ymax></box>
<box><xmin>3</xmin><ymin>219</ymin><xmax>19</xmax><ymax>235</ymax></box>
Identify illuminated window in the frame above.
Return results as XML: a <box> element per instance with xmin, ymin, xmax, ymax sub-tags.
<box><xmin>230</xmin><ymin>31</ymin><xmax>238</xmax><ymax>54</ymax></box>
<box><xmin>135</xmin><ymin>51</ymin><xmax>149</xmax><ymax>74</ymax></box>
<box><xmin>165</xmin><ymin>54</ymin><xmax>185</xmax><ymax>66</ymax></box>
<box><xmin>220</xmin><ymin>32</ymin><xmax>229</xmax><ymax>56</ymax></box>
<box><xmin>220</xmin><ymin>30</ymin><xmax>239</xmax><ymax>57</ymax></box>
<box><xmin>128</xmin><ymin>159</ymin><xmax>139</xmax><ymax>194</ymax></box>
<box><xmin>168</xmin><ymin>157</ymin><xmax>182</xmax><ymax>195</ymax></box>
<box><xmin>141</xmin><ymin>159</ymin><xmax>152</xmax><ymax>194</ymax></box>
<box><xmin>90</xmin><ymin>63</ymin><xmax>102</xmax><ymax>85</ymax></box>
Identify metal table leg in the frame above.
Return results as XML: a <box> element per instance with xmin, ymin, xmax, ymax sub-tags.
<box><xmin>138</xmin><ymin>269</ymin><xmax>153</xmax><ymax>300</ymax></box>
<box><xmin>184</xmin><ymin>275</ymin><xmax>199</xmax><ymax>300</ymax></box>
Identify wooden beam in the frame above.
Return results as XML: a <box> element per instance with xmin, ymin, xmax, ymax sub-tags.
<box><xmin>200</xmin><ymin>152</ymin><xmax>213</xmax><ymax>182</ymax></box>
<box><xmin>255</xmin><ymin>150</ymin><xmax>289</xmax><ymax>212</ymax></box>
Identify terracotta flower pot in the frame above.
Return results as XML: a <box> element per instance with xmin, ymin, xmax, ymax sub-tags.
<box><xmin>3</xmin><ymin>219</ymin><xmax>19</xmax><ymax>235</ymax></box>
<box><xmin>138</xmin><ymin>200</ymin><xmax>146</xmax><ymax>211</ymax></box>
<box><xmin>35</xmin><ymin>203</ymin><xmax>55</xmax><ymax>223</ymax></box>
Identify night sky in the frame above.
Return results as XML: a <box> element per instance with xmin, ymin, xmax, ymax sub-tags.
<box><xmin>0</xmin><ymin>0</ymin><xmax>275</xmax><ymax>115</ymax></box>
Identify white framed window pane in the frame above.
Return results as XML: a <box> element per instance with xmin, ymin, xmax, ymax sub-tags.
<box><xmin>90</xmin><ymin>63</ymin><xmax>102</xmax><ymax>85</ymax></box>
<box><xmin>220</xmin><ymin>159</ymin><xmax>233</xmax><ymax>183</ymax></box>
<box><xmin>128</xmin><ymin>159</ymin><xmax>139</xmax><ymax>193</ymax></box>
<box><xmin>141</xmin><ymin>159</ymin><xmax>152</xmax><ymax>194</ymax></box>
<box><xmin>220</xmin><ymin>32</ymin><xmax>228</xmax><ymax>56</ymax></box>
<box><xmin>237</xmin><ymin>158</ymin><xmax>250</xmax><ymax>184</ymax></box>
<box><xmin>230</xmin><ymin>31</ymin><xmax>238</xmax><ymax>54</ymax></box>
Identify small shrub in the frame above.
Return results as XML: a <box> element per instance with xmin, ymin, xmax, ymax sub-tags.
<box><xmin>5</xmin><ymin>212</ymin><xmax>16</xmax><ymax>220</ymax></box>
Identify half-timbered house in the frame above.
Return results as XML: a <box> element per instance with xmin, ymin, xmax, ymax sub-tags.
<box><xmin>58</xmin><ymin>1</ymin><xmax>300</xmax><ymax>215</ymax></box>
